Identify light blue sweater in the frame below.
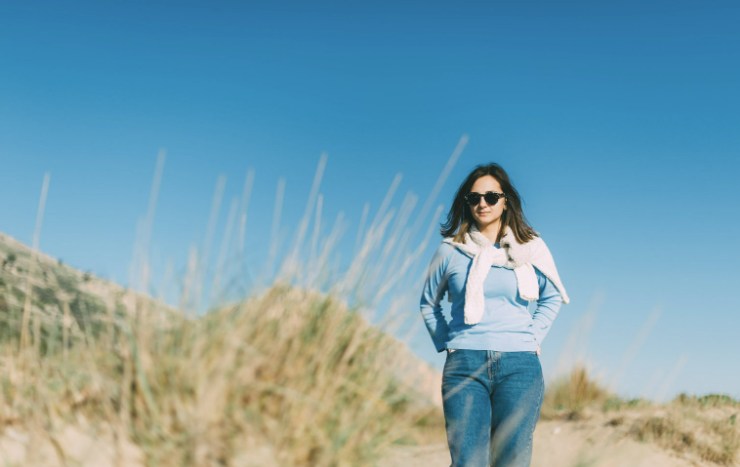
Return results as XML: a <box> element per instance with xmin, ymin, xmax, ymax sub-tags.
<box><xmin>420</xmin><ymin>241</ymin><xmax>563</xmax><ymax>353</ymax></box>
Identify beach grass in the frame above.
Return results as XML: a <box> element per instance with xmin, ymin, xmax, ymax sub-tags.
<box><xmin>540</xmin><ymin>364</ymin><xmax>739</xmax><ymax>465</ymax></box>
<box><xmin>0</xmin><ymin>263</ymin><xmax>445</xmax><ymax>466</ymax></box>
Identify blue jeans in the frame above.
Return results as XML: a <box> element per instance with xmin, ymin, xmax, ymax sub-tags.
<box><xmin>442</xmin><ymin>349</ymin><xmax>545</xmax><ymax>467</ymax></box>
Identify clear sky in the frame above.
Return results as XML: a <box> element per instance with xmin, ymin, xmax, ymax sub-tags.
<box><xmin>1</xmin><ymin>0</ymin><xmax>739</xmax><ymax>401</ymax></box>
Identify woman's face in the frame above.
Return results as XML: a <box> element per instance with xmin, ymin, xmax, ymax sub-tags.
<box><xmin>468</xmin><ymin>175</ymin><xmax>507</xmax><ymax>230</ymax></box>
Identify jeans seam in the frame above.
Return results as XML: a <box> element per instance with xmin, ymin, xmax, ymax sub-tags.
<box><xmin>487</xmin><ymin>351</ymin><xmax>493</xmax><ymax>389</ymax></box>
<box><xmin>526</xmin><ymin>372</ymin><xmax>545</xmax><ymax>455</ymax></box>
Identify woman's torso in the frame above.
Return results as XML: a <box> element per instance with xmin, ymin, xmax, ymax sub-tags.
<box><xmin>442</xmin><ymin>242</ymin><xmax>541</xmax><ymax>352</ymax></box>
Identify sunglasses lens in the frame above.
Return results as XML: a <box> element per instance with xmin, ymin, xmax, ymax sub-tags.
<box><xmin>465</xmin><ymin>194</ymin><xmax>481</xmax><ymax>205</ymax></box>
<box><xmin>484</xmin><ymin>193</ymin><xmax>500</xmax><ymax>205</ymax></box>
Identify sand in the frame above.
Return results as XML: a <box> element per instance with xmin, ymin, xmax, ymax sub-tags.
<box><xmin>380</xmin><ymin>417</ymin><xmax>736</xmax><ymax>467</ymax></box>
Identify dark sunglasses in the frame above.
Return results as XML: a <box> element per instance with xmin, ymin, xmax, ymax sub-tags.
<box><xmin>464</xmin><ymin>191</ymin><xmax>507</xmax><ymax>206</ymax></box>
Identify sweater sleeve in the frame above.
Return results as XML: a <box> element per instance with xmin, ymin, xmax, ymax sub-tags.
<box><xmin>531</xmin><ymin>268</ymin><xmax>563</xmax><ymax>345</ymax></box>
<box><xmin>419</xmin><ymin>243</ymin><xmax>452</xmax><ymax>353</ymax></box>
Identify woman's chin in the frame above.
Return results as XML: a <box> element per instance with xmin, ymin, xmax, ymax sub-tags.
<box><xmin>476</xmin><ymin>217</ymin><xmax>500</xmax><ymax>228</ymax></box>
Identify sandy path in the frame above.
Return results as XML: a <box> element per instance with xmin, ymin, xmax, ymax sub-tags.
<box><xmin>1</xmin><ymin>418</ymin><xmax>734</xmax><ymax>466</ymax></box>
<box><xmin>380</xmin><ymin>419</ymin><xmax>733</xmax><ymax>467</ymax></box>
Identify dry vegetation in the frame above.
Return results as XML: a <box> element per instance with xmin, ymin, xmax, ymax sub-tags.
<box><xmin>541</xmin><ymin>364</ymin><xmax>612</xmax><ymax>421</ymax></box>
<box><xmin>541</xmin><ymin>365</ymin><xmax>740</xmax><ymax>466</ymax></box>
<box><xmin>0</xmin><ymin>233</ymin><xmax>445</xmax><ymax>466</ymax></box>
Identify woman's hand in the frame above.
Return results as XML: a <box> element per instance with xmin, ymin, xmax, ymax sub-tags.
<box><xmin>536</xmin><ymin>345</ymin><xmax>541</xmax><ymax>356</ymax></box>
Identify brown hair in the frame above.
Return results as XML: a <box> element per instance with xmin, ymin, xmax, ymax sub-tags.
<box><xmin>440</xmin><ymin>163</ymin><xmax>537</xmax><ymax>244</ymax></box>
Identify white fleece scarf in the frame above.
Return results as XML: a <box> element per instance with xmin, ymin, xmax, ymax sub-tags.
<box><xmin>442</xmin><ymin>224</ymin><xmax>569</xmax><ymax>325</ymax></box>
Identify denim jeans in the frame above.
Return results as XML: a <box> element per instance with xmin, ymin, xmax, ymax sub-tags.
<box><xmin>442</xmin><ymin>349</ymin><xmax>545</xmax><ymax>467</ymax></box>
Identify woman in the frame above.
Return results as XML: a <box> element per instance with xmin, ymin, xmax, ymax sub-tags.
<box><xmin>420</xmin><ymin>163</ymin><xmax>569</xmax><ymax>467</ymax></box>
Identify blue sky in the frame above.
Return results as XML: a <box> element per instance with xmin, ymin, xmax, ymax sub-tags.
<box><xmin>1</xmin><ymin>0</ymin><xmax>739</xmax><ymax>400</ymax></box>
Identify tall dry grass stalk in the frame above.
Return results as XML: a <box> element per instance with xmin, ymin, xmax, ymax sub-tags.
<box><xmin>19</xmin><ymin>172</ymin><xmax>50</xmax><ymax>354</ymax></box>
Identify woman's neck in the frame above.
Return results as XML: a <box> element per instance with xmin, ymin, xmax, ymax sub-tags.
<box><xmin>476</xmin><ymin>219</ymin><xmax>502</xmax><ymax>243</ymax></box>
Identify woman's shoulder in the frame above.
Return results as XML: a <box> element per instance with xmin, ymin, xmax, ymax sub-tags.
<box><xmin>431</xmin><ymin>240</ymin><xmax>471</xmax><ymax>266</ymax></box>
<box><xmin>435</xmin><ymin>240</ymin><xmax>457</xmax><ymax>257</ymax></box>
<box><xmin>424</xmin><ymin>241</ymin><xmax>456</xmax><ymax>275</ymax></box>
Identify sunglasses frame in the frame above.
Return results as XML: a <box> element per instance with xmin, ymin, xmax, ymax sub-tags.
<box><xmin>463</xmin><ymin>191</ymin><xmax>507</xmax><ymax>206</ymax></box>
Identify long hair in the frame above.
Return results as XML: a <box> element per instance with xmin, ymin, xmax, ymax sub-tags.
<box><xmin>440</xmin><ymin>163</ymin><xmax>537</xmax><ymax>244</ymax></box>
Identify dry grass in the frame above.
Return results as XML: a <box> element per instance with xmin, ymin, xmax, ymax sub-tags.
<box><xmin>0</xmin><ymin>151</ymin><xmax>462</xmax><ymax>466</ymax></box>
<box><xmin>0</xmin><ymin>276</ymin><xmax>444</xmax><ymax>466</ymax></box>
<box><xmin>539</xmin><ymin>364</ymin><xmax>740</xmax><ymax>466</ymax></box>
<box><xmin>541</xmin><ymin>364</ymin><xmax>610</xmax><ymax>420</ymax></box>
<box><xmin>628</xmin><ymin>394</ymin><xmax>740</xmax><ymax>465</ymax></box>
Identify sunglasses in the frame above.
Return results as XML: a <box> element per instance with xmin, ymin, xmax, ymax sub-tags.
<box><xmin>464</xmin><ymin>191</ymin><xmax>507</xmax><ymax>206</ymax></box>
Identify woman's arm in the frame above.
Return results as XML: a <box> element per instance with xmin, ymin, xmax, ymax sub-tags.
<box><xmin>420</xmin><ymin>244</ymin><xmax>452</xmax><ymax>353</ymax></box>
<box><xmin>531</xmin><ymin>268</ymin><xmax>563</xmax><ymax>345</ymax></box>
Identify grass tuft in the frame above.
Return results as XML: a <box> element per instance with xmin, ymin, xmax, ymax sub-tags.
<box><xmin>541</xmin><ymin>364</ymin><xmax>609</xmax><ymax>420</ymax></box>
<box><xmin>538</xmin><ymin>363</ymin><xmax>740</xmax><ymax>465</ymax></box>
<box><xmin>0</xmin><ymin>257</ymin><xmax>443</xmax><ymax>466</ymax></box>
